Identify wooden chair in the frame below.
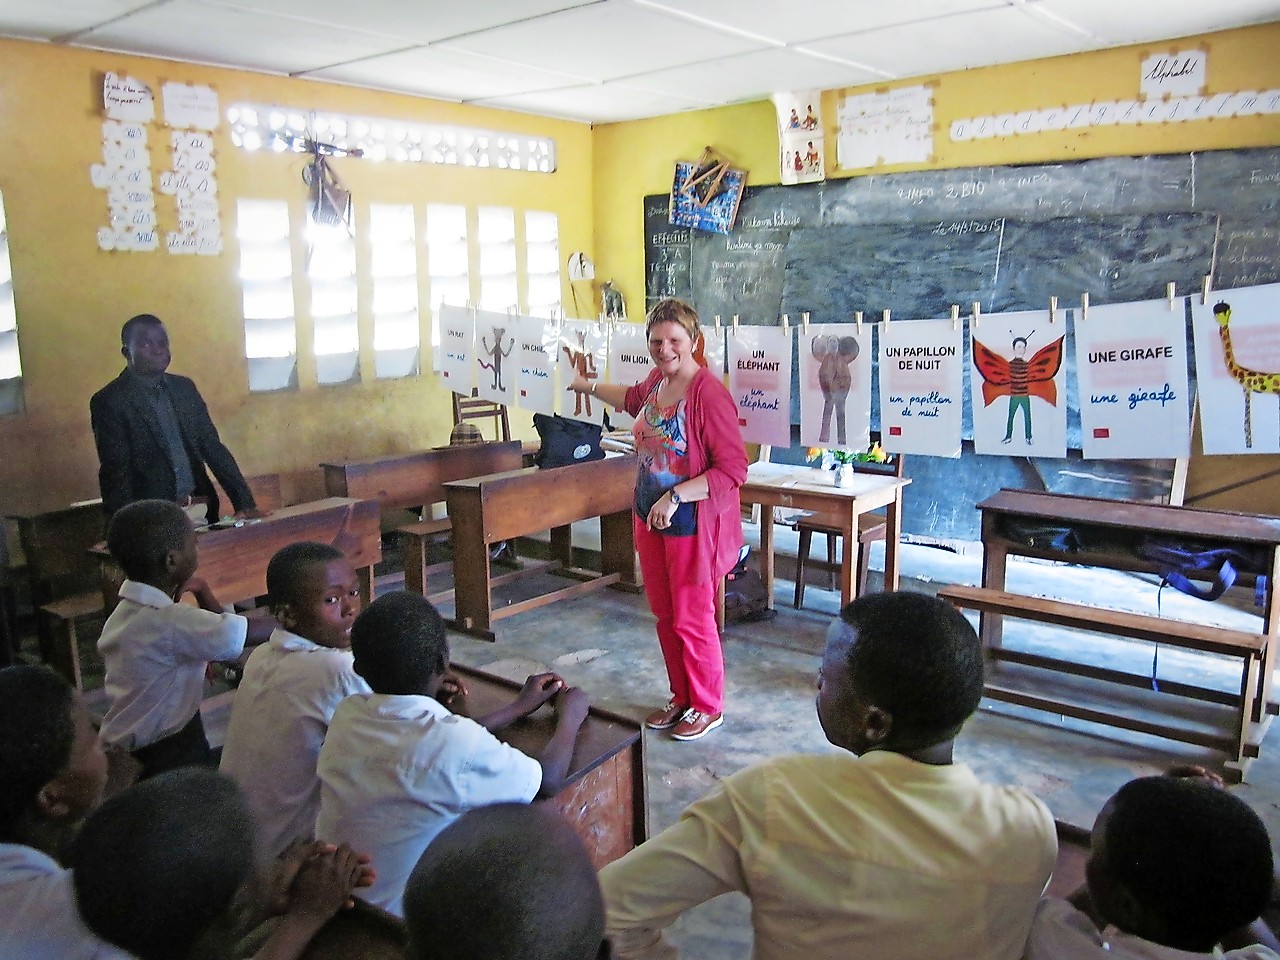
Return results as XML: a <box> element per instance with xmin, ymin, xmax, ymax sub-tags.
<box><xmin>452</xmin><ymin>389</ymin><xmax>511</xmax><ymax>442</ymax></box>
<box><xmin>792</xmin><ymin>449</ymin><xmax>906</xmax><ymax>609</ymax></box>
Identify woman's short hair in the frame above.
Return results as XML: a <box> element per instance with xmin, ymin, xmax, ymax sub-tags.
<box><xmin>645</xmin><ymin>298</ymin><xmax>701</xmax><ymax>342</ymax></box>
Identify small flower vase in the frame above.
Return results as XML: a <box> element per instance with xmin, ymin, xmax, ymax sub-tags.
<box><xmin>834</xmin><ymin>463</ymin><xmax>855</xmax><ymax>489</ymax></box>
<box><xmin>820</xmin><ymin>450</ymin><xmax>836</xmax><ymax>472</ymax></box>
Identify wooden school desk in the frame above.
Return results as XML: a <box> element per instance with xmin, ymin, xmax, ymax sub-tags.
<box><xmin>95</xmin><ymin>497</ymin><xmax>382</xmax><ymax>609</ymax></box>
<box><xmin>738</xmin><ymin>461</ymin><xmax>911</xmax><ymax>613</ymax></box>
<box><xmin>448</xmin><ymin>663</ymin><xmax>648</xmax><ymax>867</ymax></box>
<box><xmin>443</xmin><ymin>456</ymin><xmax>641</xmax><ymax>641</ymax></box>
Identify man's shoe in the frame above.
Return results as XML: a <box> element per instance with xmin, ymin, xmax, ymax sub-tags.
<box><xmin>645</xmin><ymin>701</ymin><xmax>688</xmax><ymax>730</ymax></box>
<box><xmin>670</xmin><ymin>710</ymin><xmax>723</xmax><ymax>741</ymax></box>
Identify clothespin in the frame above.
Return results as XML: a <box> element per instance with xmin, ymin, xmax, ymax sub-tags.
<box><xmin>714</xmin><ymin>314</ymin><xmax>721</xmax><ymax>328</ymax></box>
<box><xmin>1049</xmin><ymin>296</ymin><xmax>1057</xmax><ymax>324</ymax></box>
<box><xmin>1080</xmin><ymin>292</ymin><xmax>1089</xmax><ymax>322</ymax></box>
<box><xmin>732</xmin><ymin>314</ymin><xmax>739</xmax><ymax>335</ymax></box>
<box><xmin>781</xmin><ymin>313</ymin><xmax>789</xmax><ymax>334</ymax></box>
<box><xmin>802</xmin><ymin>312</ymin><xmax>810</xmax><ymax>332</ymax></box>
<box><xmin>1167</xmin><ymin>282</ymin><xmax>1177</xmax><ymax>311</ymax></box>
<box><xmin>950</xmin><ymin>304</ymin><xmax>960</xmax><ymax>331</ymax></box>
<box><xmin>971</xmin><ymin>301</ymin><xmax>981</xmax><ymax>328</ymax></box>
<box><xmin>882</xmin><ymin>309</ymin><xmax>891</xmax><ymax>325</ymax></box>
<box><xmin>855</xmin><ymin>311</ymin><xmax>863</xmax><ymax>333</ymax></box>
<box><xmin>1201</xmin><ymin>275</ymin><xmax>1213</xmax><ymax>305</ymax></box>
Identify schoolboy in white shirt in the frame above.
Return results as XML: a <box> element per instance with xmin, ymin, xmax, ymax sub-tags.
<box><xmin>97</xmin><ymin>498</ymin><xmax>271</xmax><ymax>778</ymax></box>
<box><xmin>316</xmin><ymin>591</ymin><xmax>590</xmax><ymax>917</ymax></box>
<box><xmin>221</xmin><ymin>541</ymin><xmax>372</xmax><ymax>860</ymax></box>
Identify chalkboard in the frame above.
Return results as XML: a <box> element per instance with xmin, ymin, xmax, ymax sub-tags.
<box><xmin>642</xmin><ymin>146</ymin><xmax>1280</xmax><ymax>540</ymax></box>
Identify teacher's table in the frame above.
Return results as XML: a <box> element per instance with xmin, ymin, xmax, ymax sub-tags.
<box><xmin>739</xmin><ymin>462</ymin><xmax>911</xmax><ymax>612</ymax></box>
<box><xmin>443</xmin><ymin>456</ymin><xmax>641</xmax><ymax>641</ymax></box>
<box><xmin>95</xmin><ymin>497</ymin><xmax>382</xmax><ymax>609</ymax></box>
<box><xmin>448</xmin><ymin>663</ymin><xmax>648</xmax><ymax>867</ymax></box>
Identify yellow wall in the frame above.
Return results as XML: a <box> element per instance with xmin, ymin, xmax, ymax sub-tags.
<box><xmin>0</xmin><ymin>37</ymin><xmax>592</xmax><ymax>511</ymax></box>
<box><xmin>591</xmin><ymin>21</ymin><xmax>1280</xmax><ymax>512</ymax></box>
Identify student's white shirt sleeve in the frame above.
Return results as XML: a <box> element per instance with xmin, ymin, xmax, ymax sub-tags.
<box><xmin>455</xmin><ymin>720</ymin><xmax>543</xmax><ymax>805</ymax></box>
<box><xmin>169</xmin><ymin>604</ymin><xmax>248</xmax><ymax>662</ymax></box>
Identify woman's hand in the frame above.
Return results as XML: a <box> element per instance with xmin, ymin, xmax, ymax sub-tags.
<box><xmin>567</xmin><ymin>373</ymin><xmax>591</xmax><ymax>394</ymax></box>
<box><xmin>646</xmin><ymin>491</ymin><xmax>679</xmax><ymax>531</ymax></box>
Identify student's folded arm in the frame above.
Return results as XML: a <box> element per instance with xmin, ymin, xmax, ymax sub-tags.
<box><xmin>600</xmin><ymin>783</ymin><xmax>748</xmax><ymax>960</ymax></box>
<box><xmin>534</xmin><ymin>687</ymin><xmax>589</xmax><ymax>797</ymax></box>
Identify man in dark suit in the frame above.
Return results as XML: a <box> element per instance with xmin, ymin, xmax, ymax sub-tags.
<box><xmin>90</xmin><ymin>314</ymin><xmax>261</xmax><ymax>525</ymax></box>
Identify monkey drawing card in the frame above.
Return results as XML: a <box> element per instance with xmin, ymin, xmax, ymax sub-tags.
<box><xmin>798</xmin><ymin>324</ymin><xmax>870</xmax><ymax>451</ymax></box>
<box><xmin>969</xmin><ymin>310</ymin><xmax>1067</xmax><ymax>458</ymax></box>
<box><xmin>437</xmin><ymin>303</ymin><xmax>475</xmax><ymax>395</ymax></box>
<box><xmin>513</xmin><ymin>313</ymin><xmax>558</xmax><ymax>416</ymax></box>
<box><xmin>1074</xmin><ymin>299</ymin><xmax>1192</xmax><ymax>459</ymax></box>
<box><xmin>472</xmin><ymin>309</ymin><xmax>519</xmax><ymax>408</ymax></box>
<box><xmin>558</xmin><ymin>319</ymin><xmax>609</xmax><ymax>424</ymax></box>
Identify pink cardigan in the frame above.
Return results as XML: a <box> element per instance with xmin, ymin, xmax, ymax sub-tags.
<box><xmin>623</xmin><ymin>366</ymin><xmax>749</xmax><ymax>585</ymax></box>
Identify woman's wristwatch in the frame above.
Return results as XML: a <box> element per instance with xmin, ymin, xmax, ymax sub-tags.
<box><xmin>668</xmin><ymin>488</ymin><xmax>683</xmax><ymax>506</ymax></box>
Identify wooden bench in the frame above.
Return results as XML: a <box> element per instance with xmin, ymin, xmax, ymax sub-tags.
<box><xmin>321</xmin><ymin>443</ymin><xmax>524</xmax><ymax>599</ymax></box>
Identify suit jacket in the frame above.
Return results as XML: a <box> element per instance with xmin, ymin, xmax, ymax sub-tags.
<box><xmin>90</xmin><ymin>370</ymin><xmax>255</xmax><ymax>523</ymax></box>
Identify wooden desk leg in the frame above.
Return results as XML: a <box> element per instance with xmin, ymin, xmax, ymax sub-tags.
<box><xmin>884</xmin><ymin>488</ymin><xmax>903</xmax><ymax>592</ymax></box>
<box><xmin>840</xmin><ymin>512</ymin><xmax>857</xmax><ymax>607</ymax></box>
<box><xmin>402</xmin><ymin>532</ymin><xmax>429</xmax><ymax>597</ymax></box>
<box><xmin>978</xmin><ymin>529</ymin><xmax>1008</xmax><ymax>654</ymax></box>
<box><xmin>1254</xmin><ymin>547</ymin><xmax>1280</xmax><ymax>723</ymax></box>
<box><xmin>449</xmin><ymin>498</ymin><xmax>496</xmax><ymax>641</ymax></box>
<box><xmin>759</xmin><ymin>505</ymin><xmax>776</xmax><ymax>611</ymax></box>
<box><xmin>600</xmin><ymin>511</ymin><xmax>641</xmax><ymax>591</ymax></box>
<box><xmin>550</xmin><ymin>524</ymin><xmax>573</xmax><ymax>569</ymax></box>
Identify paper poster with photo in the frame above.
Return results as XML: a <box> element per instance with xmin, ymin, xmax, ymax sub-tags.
<box><xmin>558</xmin><ymin>319</ymin><xmax>609</xmax><ymax>424</ymax></box>
<box><xmin>605</xmin><ymin>321</ymin><xmax>652</xmax><ymax>429</ymax></box>
<box><xmin>969</xmin><ymin>311</ymin><xmax>1067</xmax><ymax>457</ymax></box>
<box><xmin>798</xmin><ymin>324</ymin><xmax>871</xmax><ymax>451</ymax></box>
<box><xmin>1191</xmin><ymin>282</ymin><xmax>1280</xmax><ymax>455</ymax></box>
<box><xmin>878</xmin><ymin>319</ymin><xmax>964</xmax><ymax>458</ymax></box>
<box><xmin>513</xmin><ymin>313</ymin><xmax>559</xmax><ymax>416</ymax></box>
<box><xmin>700</xmin><ymin>323</ymin><xmax>727</xmax><ymax>383</ymax></box>
<box><xmin>1074</xmin><ymin>299</ymin><xmax>1192</xmax><ymax>459</ymax></box>
<box><xmin>472</xmin><ymin>309</ymin><xmax>518</xmax><ymax>408</ymax></box>
<box><xmin>438</xmin><ymin>304</ymin><xmax>475</xmax><ymax>394</ymax></box>
<box><xmin>772</xmin><ymin>90</ymin><xmax>824</xmax><ymax>185</ymax></box>
<box><xmin>728</xmin><ymin>325</ymin><xmax>793</xmax><ymax>447</ymax></box>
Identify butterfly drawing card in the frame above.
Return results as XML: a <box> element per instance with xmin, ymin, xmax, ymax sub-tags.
<box><xmin>969</xmin><ymin>310</ymin><xmax>1067</xmax><ymax>457</ymax></box>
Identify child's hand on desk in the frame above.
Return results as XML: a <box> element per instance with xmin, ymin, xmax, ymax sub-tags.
<box><xmin>514</xmin><ymin>673</ymin><xmax>565</xmax><ymax>715</ymax></box>
<box><xmin>555</xmin><ymin>686</ymin><xmax>590</xmax><ymax>726</ymax></box>
<box><xmin>437</xmin><ymin>671</ymin><xmax>470</xmax><ymax>707</ymax></box>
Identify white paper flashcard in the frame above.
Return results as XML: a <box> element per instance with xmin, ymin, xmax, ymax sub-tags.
<box><xmin>798</xmin><ymin>324</ymin><xmax>872</xmax><ymax>451</ymax></box>
<box><xmin>878</xmin><ymin>319</ymin><xmax>964</xmax><ymax>458</ymax></box>
<box><xmin>162</xmin><ymin>82</ymin><xmax>221</xmax><ymax>130</ymax></box>
<box><xmin>472</xmin><ymin>309</ymin><xmax>519</xmax><ymax>409</ymax></box>
<box><xmin>1140</xmin><ymin>49</ymin><xmax>1206</xmax><ymax>100</ymax></box>
<box><xmin>773</xmin><ymin>90</ymin><xmax>824</xmax><ymax>185</ymax></box>
<box><xmin>604</xmin><ymin>321</ymin><xmax>652</xmax><ymax>429</ymax></box>
<box><xmin>513</xmin><ymin>313</ymin><xmax>558</xmax><ymax>416</ymax></box>
<box><xmin>102</xmin><ymin>120</ymin><xmax>148</xmax><ymax>146</ymax></box>
<box><xmin>1191</xmin><ymin>283</ymin><xmax>1280</xmax><ymax>455</ymax></box>
<box><xmin>438</xmin><ymin>304</ymin><xmax>475</xmax><ymax>393</ymax></box>
<box><xmin>558</xmin><ymin>319</ymin><xmax>609</xmax><ymax>424</ymax></box>
<box><xmin>700</xmin><ymin>324</ymin><xmax>727</xmax><ymax>382</ymax></box>
<box><xmin>1074</xmin><ymin>299</ymin><xmax>1192</xmax><ymax>459</ymax></box>
<box><xmin>103</xmin><ymin>72</ymin><xmax>154</xmax><ymax>123</ymax></box>
<box><xmin>969</xmin><ymin>310</ymin><xmax>1067</xmax><ymax>457</ymax></box>
<box><xmin>728</xmin><ymin>325</ymin><xmax>793</xmax><ymax>447</ymax></box>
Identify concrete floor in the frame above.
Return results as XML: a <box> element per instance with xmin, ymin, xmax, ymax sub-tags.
<box><xmin>433</xmin><ymin>519</ymin><xmax>1279</xmax><ymax>960</ymax></box>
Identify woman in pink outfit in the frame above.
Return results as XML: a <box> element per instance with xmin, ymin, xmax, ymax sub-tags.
<box><xmin>569</xmin><ymin>298</ymin><xmax>747</xmax><ymax>741</ymax></box>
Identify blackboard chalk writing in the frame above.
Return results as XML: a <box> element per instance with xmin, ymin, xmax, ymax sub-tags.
<box><xmin>737</xmin><ymin>358</ymin><xmax>781</xmax><ymax>372</ymax></box>
<box><xmin>652</xmin><ymin>230</ymin><xmax>689</xmax><ymax>245</ymax></box>
<box><xmin>901</xmin><ymin>359</ymin><xmax>941</xmax><ymax>370</ymax></box>
<box><xmin>931</xmin><ymin>218</ymin><xmax>1002</xmax><ymax>237</ymax></box>
<box><xmin>1129</xmin><ymin>383</ymin><xmax>1177</xmax><ymax>410</ymax></box>
<box><xmin>741</xmin><ymin>212</ymin><xmax>800</xmax><ymax>228</ymax></box>
<box><xmin>899</xmin><ymin>186</ymin><xmax>934</xmax><ymax>203</ymax></box>
<box><xmin>884</xmin><ymin>346</ymin><xmax>957</xmax><ymax>358</ymax></box>
<box><xmin>945</xmin><ymin>180</ymin><xmax>985</xmax><ymax>199</ymax></box>
<box><xmin>740</xmin><ymin>389</ymin><xmax>779</xmax><ymax>411</ymax></box>
<box><xmin>1250</xmin><ymin>169</ymin><xmax>1280</xmax><ymax>184</ymax></box>
<box><xmin>1091</xmin><ymin>394</ymin><xmax>1120</xmax><ymax>404</ymax></box>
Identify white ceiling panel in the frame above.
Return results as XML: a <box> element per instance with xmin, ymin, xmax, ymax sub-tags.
<box><xmin>1031</xmin><ymin>0</ymin><xmax>1280</xmax><ymax>45</ymax></box>
<box><xmin>0</xmin><ymin>0</ymin><xmax>156</xmax><ymax>40</ymax></box>
<box><xmin>75</xmin><ymin>0</ymin><xmax>405</xmax><ymax>74</ymax></box>
<box><xmin>632</xmin><ymin>0</ymin><xmax>1013</xmax><ymax>45</ymax></box>
<box><xmin>622</xmin><ymin>47</ymin><xmax>886</xmax><ymax>104</ymax></box>
<box><xmin>477</xmin><ymin>82</ymin><xmax>712</xmax><ymax>123</ymax></box>
<box><xmin>199</xmin><ymin>0</ymin><xmax>601</xmax><ymax>46</ymax></box>
<box><xmin>308</xmin><ymin>46</ymin><xmax>590</xmax><ymax>102</ymax></box>
<box><xmin>438</xmin><ymin>0</ymin><xmax>765</xmax><ymax>84</ymax></box>
<box><xmin>808</xmin><ymin>6</ymin><xmax>1093</xmax><ymax>79</ymax></box>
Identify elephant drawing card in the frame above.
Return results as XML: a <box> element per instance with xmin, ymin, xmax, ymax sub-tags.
<box><xmin>472</xmin><ymin>309</ymin><xmax>518</xmax><ymax>409</ymax></box>
<box><xmin>1074</xmin><ymin>299</ymin><xmax>1192</xmax><ymax>460</ymax></box>
<box><xmin>438</xmin><ymin>303</ymin><xmax>475</xmax><ymax>395</ymax></box>
<box><xmin>969</xmin><ymin>310</ymin><xmax>1067</xmax><ymax>458</ymax></box>
<box><xmin>1191</xmin><ymin>282</ymin><xmax>1280</xmax><ymax>455</ymax></box>
<box><xmin>513</xmin><ymin>313</ymin><xmax>558</xmax><ymax>416</ymax></box>
<box><xmin>878</xmin><ymin>318</ymin><xmax>963</xmax><ymax>458</ymax></box>
<box><xmin>728</xmin><ymin>325</ymin><xmax>792</xmax><ymax>447</ymax></box>
<box><xmin>798</xmin><ymin>324</ymin><xmax>871</xmax><ymax>451</ymax></box>
<box><xmin>605</xmin><ymin>321</ymin><xmax>652</xmax><ymax>429</ymax></box>
<box><xmin>558</xmin><ymin>319</ymin><xmax>609</xmax><ymax>424</ymax></box>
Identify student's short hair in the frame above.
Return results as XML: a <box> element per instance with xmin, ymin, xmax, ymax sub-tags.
<box><xmin>0</xmin><ymin>665</ymin><xmax>76</xmax><ymax>840</ymax></box>
<box><xmin>71</xmin><ymin>768</ymin><xmax>256</xmax><ymax>960</ymax></box>
<box><xmin>645</xmin><ymin>298</ymin><xmax>701</xmax><ymax>342</ymax></box>
<box><xmin>107</xmin><ymin>499</ymin><xmax>192</xmax><ymax>582</ymax></box>
<box><xmin>351</xmin><ymin>592</ymin><xmax>448</xmax><ymax>695</ymax></box>
<box><xmin>837</xmin><ymin>591</ymin><xmax>984</xmax><ymax>749</ymax></box>
<box><xmin>404</xmin><ymin>804</ymin><xmax>605</xmax><ymax>960</ymax></box>
<box><xmin>1102</xmin><ymin>776</ymin><xmax>1273</xmax><ymax>948</ymax></box>
<box><xmin>266</xmin><ymin>541</ymin><xmax>346</xmax><ymax>611</ymax></box>
<box><xmin>120</xmin><ymin>313</ymin><xmax>164</xmax><ymax>348</ymax></box>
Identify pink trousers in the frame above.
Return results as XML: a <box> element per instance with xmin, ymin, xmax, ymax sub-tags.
<box><xmin>633</xmin><ymin>515</ymin><xmax>724</xmax><ymax>715</ymax></box>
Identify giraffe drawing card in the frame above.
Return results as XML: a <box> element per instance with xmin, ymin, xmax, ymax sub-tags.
<box><xmin>437</xmin><ymin>303</ymin><xmax>475</xmax><ymax>396</ymax></box>
<box><xmin>558</xmin><ymin>319</ymin><xmax>609</xmax><ymax>424</ymax></box>
<box><xmin>1074</xmin><ymin>298</ymin><xmax>1192</xmax><ymax>460</ymax></box>
<box><xmin>1191</xmin><ymin>282</ymin><xmax>1280</xmax><ymax>455</ymax></box>
<box><xmin>969</xmin><ymin>310</ymin><xmax>1067</xmax><ymax>458</ymax></box>
<box><xmin>728</xmin><ymin>325</ymin><xmax>793</xmax><ymax>447</ymax></box>
<box><xmin>472</xmin><ymin>309</ymin><xmax>518</xmax><ymax>409</ymax></box>
<box><xmin>798</xmin><ymin>324</ymin><xmax>871</xmax><ymax>451</ymax></box>
<box><xmin>512</xmin><ymin>313</ymin><xmax>558</xmax><ymax>416</ymax></box>
<box><xmin>604</xmin><ymin>320</ymin><xmax>651</xmax><ymax>429</ymax></box>
<box><xmin>878</xmin><ymin>318</ymin><xmax>964</xmax><ymax>458</ymax></box>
